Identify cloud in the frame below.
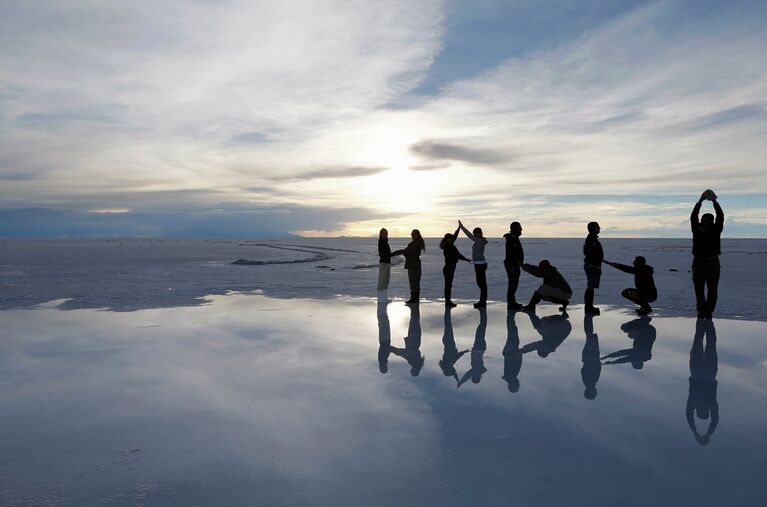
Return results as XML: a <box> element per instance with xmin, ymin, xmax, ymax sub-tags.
<box><xmin>409</xmin><ymin>139</ymin><xmax>511</xmax><ymax>165</ymax></box>
<box><xmin>270</xmin><ymin>166</ymin><xmax>389</xmax><ymax>181</ymax></box>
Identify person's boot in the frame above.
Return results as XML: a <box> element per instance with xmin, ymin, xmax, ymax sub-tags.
<box><xmin>522</xmin><ymin>292</ymin><xmax>542</xmax><ymax>312</ymax></box>
<box><xmin>445</xmin><ymin>288</ymin><xmax>457</xmax><ymax>307</ymax></box>
<box><xmin>584</xmin><ymin>290</ymin><xmax>600</xmax><ymax>315</ymax></box>
<box><xmin>473</xmin><ymin>300</ymin><xmax>486</xmax><ymax>308</ymax></box>
<box><xmin>406</xmin><ymin>291</ymin><xmax>420</xmax><ymax>305</ymax></box>
<box><xmin>557</xmin><ymin>299</ymin><xmax>569</xmax><ymax>313</ymax></box>
<box><xmin>637</xmin><ymin>304</ymin><xmax>652</xmax><ymax>315</ymax></box>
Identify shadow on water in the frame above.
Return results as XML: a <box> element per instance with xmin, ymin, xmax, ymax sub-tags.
<box><xmin>520</xmin><ymin>311</ymin><xmax>572</xmax><ymax>358</ymax></box>
<box><xmin>582</xmin><ymin>313</ymin><xmax>601</xmax><ymax>399</ymax></box>
<box><xmin>502</xmin><ymin>311</ymin><xmax>523</xmax><ymax>393</ymax></box>
<box><xmin>439</xmin><ymin>309</ymin><xmax>469</xmax><ymax>384</ymax></box>
<box><xmin>687</xmin><ymin>319</ymin><xmax>719</xmax><ymax>445</ymax></box>
<box><xmin>389</xmin><ymin>305</ymin><xmax>424</xmax><ymax>376</ymax></box>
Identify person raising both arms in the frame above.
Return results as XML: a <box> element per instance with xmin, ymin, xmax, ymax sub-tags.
<box><xmin>458</xmin><ymin>220</ymin><xmax>489</xmax><ymax>308</ymax></box>
<box><xmin>440</xmin><ymin>226</ymin><xmax>472</xmax><ymax>308</ymax></box>
<box><xmin>391</xmin><ymin>229</ymin><xmax>426</xmax><ymax>306</ymax></box>
<box><xmin>503</xmin><ymin>221</ymin><xmax>524</xmax><ymax>310</ymax></box>
<box><xmin>604</xmin><ymin>256</ymin><xmax>657</xmax><ymax>315</ymax></box>
<box><xmin>583</xmin><ymin>221</ymin><xmax>604</xmax><ymax>315</ymax></box>
<box><xmin>691</xmin><ymin>189</ymin><xmax>724</xmax><ymax>319</ymax></box>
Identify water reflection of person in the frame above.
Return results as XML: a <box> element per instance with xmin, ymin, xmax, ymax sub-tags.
<box><xmin>582</xmin><ymin>313</ymin><xmax>601</xmax><ymax>400</ymax></box>
<box><xmin>458</xmin><ymin>308</ymin><xmax>488</xmax><ymax>387</ymax></box>
<box><xmin>520</xmin><ymin>312</ymin><xmax>572</xmax><ymax>358</ymax></box>
<box><xmin>502</xmin><ymin>310</ymin><xmax>523</xmax><ymax>393</ymax></box>
<box><xmin>687</xmin><ymin>319</ymin><xmax>719</xmax><ymax>445</ymax></box>
<box><xmin>391</xmin><ymin>304</ymin><xmax>424</xmax><ymax>376</ymax></box>
<box><xmin>601</xmin><ymin>316</ymin><xmax>656</xmax><ymax>368</ymax></box>
<box><xmin>377</xmin><ymin>302</ymin><xmax>392</xmax><ymax>374</ymax></box>
<box><xmin>439</xmin><ymin>308</ymin><xmax>469</xmax><ymax>384</ymax></box>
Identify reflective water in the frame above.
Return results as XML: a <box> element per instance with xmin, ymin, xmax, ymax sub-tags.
<box><xmin>1</xmin><ymin>295</ymin><xmax>766</xmax><ymax>506</ymax></box>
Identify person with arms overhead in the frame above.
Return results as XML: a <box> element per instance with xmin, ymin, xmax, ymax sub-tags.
<box><xmin>691</xmin><ymin>189</ymin><xmax>724</xmax><ymax>319</ymax></box>
<box><xmin>521</xmin><ymin>260</ymin><xmax>572</xmax><ymax>314</ymax></box>
<box><xmin>439</xmin><ymin>309</ymin><xmax>469</xmax><ymax>385</ymax></box>
<box><xmin>391</xmin><ymin>229</ymin><xmax>426</xmax><ymax>305</ymax></box>
<box><xmin>458</xmin><ymin>220</ymin><xmax>489</xmax><ymax>308</ymax></box>
<box><xmin>440</xmin><ymin>226</ymin><xmax>472</xmax><ymax>308</ymax></box>
<box><xmin>503</xmin><ymin>221</ymin><xmax>525</xmax><ymax>310</ymax></box>
<box><xmin>583</xmin><ymin>221</ymin><xmax>603</xmax><ymax>315</ymax></box>
<box><xmin>377</xmin><ymin>228</ymin><xmax>392</xmax><ymax>303</ymax></box>
<box><xmin>604</xmin><ymin>256</ymin><xmax>657</xmax><ymax>315</ymax></box>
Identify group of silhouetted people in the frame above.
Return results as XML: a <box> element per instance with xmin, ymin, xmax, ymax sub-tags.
<box><xmin>377</xmin><ymin>190</ymin><xmax>724</xmax><ymax>319</ymax></box>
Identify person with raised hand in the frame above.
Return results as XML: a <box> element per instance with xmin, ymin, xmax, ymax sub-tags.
<box><xmin>440</xmin><ymin>225</ymin><xmax>472</xmax><ymax>308</ymax></box>
<box><xmin>458</xmin><ymin>219</ymin><xmax>489</xmax><ymax>308</ymax></box>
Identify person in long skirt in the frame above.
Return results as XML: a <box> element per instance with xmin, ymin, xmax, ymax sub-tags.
<box><xmin>391</xmin><ymin>229</ymin><xmax>426</xmax><ymax>305</ymax></box>
<box><xmin>458</xmin><ymin>220</ymin><xmax>489</xmax><ymax>308</ymax></box>
<box><xmin>377</xmin><ymin>228</ymin><xmax>391</xmax><ymax>302</ymax></box>
<box><xmin>440</xmin><ymin>226</ymin><xmax>471</xmax><ymax>307</ymax></box>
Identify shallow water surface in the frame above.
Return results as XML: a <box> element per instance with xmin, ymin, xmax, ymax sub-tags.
<box><xmin>1</xmin><ymin>295</ymin><xmax>766</xmax><ymax>506</ymax></box>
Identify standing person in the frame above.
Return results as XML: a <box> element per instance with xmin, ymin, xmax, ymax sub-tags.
<box><xmin>582</xmin><ymin>314</ymin><xmax>601</xmax><ymax>400</ymax></box>
<box><xmin>458</xmin><ymin>220</ymin><xmax>489</xmax><ymax>308</ymax></box>
<box><xmin>440</xmin><ymin>226</ymin><xmax>472</xmax><ymax>307</ymax></box>
<box><xmin>377</xmin><ymin>228</ymin><xmax>392</xmax><ymax>303</ymax></box>
<box><xmin>604</xmin><ymin>256</ymin><xmax>657</xmax><ymax>315</ymax></box>
<box><xmin>503</xmin><ymin>221</ymin><xmax>524</xmax><ymax>310</ymax></box>
<box><xmin>691</xmin><ymin>189</ymin><xmax>724</xmax><ymax>319</ymax></box>
<box><xmin>391</xmin><ymin>229</ymin><xmax>426</xmax><ymax>305</ymax></box>
<box><xmin>583</xmin><ymin>221</ymin><xmax>603</xmax><ymax>315</ymax></box>
<box><xmin>521</xmin><ymin>260</ymin><xmax>572</xmax><ymax>313</ymax></box>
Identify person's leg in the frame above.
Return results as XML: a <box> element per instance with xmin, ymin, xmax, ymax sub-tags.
<box><xmin>584</xmin><ymin>264</ymin><xmax>600</xmax><ymax>314</ymax></box>
<box><xmin>705</xmin><ymin>259</ymin><xmax>720</xmax><ymax>317</ymax></box>
<box><xmin>505</xmin><ymin>262</ymin><xmax>521</xmax><ymax>308</ymax></box>
<box><xmin>523</xmin><ymin>290</ymin><xmax>542</xmax><ymax>311</ymax></box>
<box><xmin>406</xmin><ymin>268</ymin><xmax>417</xmax><ymax>303</ymax></box>
<box><xmin>444</xmin><ymin>265</ymin><xmax>456</xmax><ymax>306</ymax></box>
<box><xmin>474</xmin><ymin>264</ymin><xmax>487</xmax><ymax>307</ymax></box>
<box><xmin>622</xmin><ymin>288</ymin><xmax>642</xmax><ymax>304</ymax></box>
<box><xmin>692</xmin><ymin>259</ymin><xmax>707</xmax><ymax>317</ymax></box>
<box><xmin>413</xmin><ymin>265</ymin><xmax>422</xmax><ymax>302</ymax></box>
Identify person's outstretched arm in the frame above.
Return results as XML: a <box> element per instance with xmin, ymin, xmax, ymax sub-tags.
<box><xmin>604</xmin><ymin>261</ymin><xmax>635</xmax><ymax>274</ymax></box>
<box><xmin>521</xmin><ymin>263</ymin><xmax>543</xmax><ymax>278</ymax></box>
<box><xmin>458</xmin><ymin>221</ymin><xmax>474</xmax><ymax>240</ymax></box>
<box><xmin>451</xmin><ymin>226</ymin><xmax>460</xmax><ymax>243</ymax></box>
<box><xmin>691</xmin><ymin>194</ymin><xmax>704</xmax><ymax>231</ymax></box>
<box><xmin>712</xmin><ymin>199</ymin><xmax>724</xmax><ymax>230</ymax></box>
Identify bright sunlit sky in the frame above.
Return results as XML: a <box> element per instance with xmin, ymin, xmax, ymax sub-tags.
<box><xmin>1</xmin><ymin>0</ymin><xmax>766</xmax><ymax>237</ymax></box>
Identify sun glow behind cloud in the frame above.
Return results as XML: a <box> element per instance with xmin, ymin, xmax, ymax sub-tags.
<box><xmin>0</xmin><ymin>0</ymin><xmax>766</xmax><ymax>237</ymax></box>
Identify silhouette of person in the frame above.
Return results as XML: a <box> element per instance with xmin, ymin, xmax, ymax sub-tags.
<box><xmin>520</xmin><ymin>312</ymin><xmax>572</xmax><ymax>358</ymax></box>
<box><xmin>440</xmin><ymin>226</ymin><xmax>472</xmax><ymax>307</ymax></box>
<box><xmin>521</xmin><ymin>260</ymin><xmax>572</xmax><ymax>314</ymax></box>
<box><xmin>582</xmin><ymin>314</ymin><xmax>601</xmax><ymax>400</ymax></box>
<box><xmin>502</xmin><ymin>310</ymin><xmax>523</xmax><ymax>393</ymax></box>
<box><xmin>601</xmin><ymin>316</ymin><xmax>656</xmax><ymax>369</ymax></box>
<box><xmin>391</xmin><ymin>229</ymin><xmax>426</xmax><ymax>305</ymax></box>
<box><xmin>604</xmin><ymin>256</ymin><xmax>658</xmax><ymax>315</ymax></box>
<box><xmin>687</xmin><ymin>319</ymin><xmax>719</xmax><ymax>445</ymax></box>
<box><xmin>377</xmin><ymin>228</ymin><xmax>392</xmax><ymax>303</ymax></box>
<box><xmin>458</xmin><ymin>308</ymin><xmax>488</xmax><ymax>387</ymax></box>
<box><xmin>583</xmin><ymin>221</ymin><xmax>604</xmax><ymax>315</ymax></box>
<box><xmin>458</xmin><ymin>220</ymin><xmax>489</xmax><ymax>308</ymax></box>
<box><xmin>390</xmin><ymin>304</ymin><xmax>424</xmax><ymax>376</ymax></box>
<box><xmin>439</xmin><ymin>308</ymin><xmax>469</xmax><ymax>385</ymax></box>
<box><xmin>503</xmin><ymin>221</ymin><xmax>524</xmax><ymax>310</ymax></box>
<box><xmin>377</xmin><ymin>301</ymin><xmax>392</xmax><ymax>374</ymax></box>
<box><xmin>691</xmin><ymin>189</ymin><xmax>724</xmax><ymax>319</ymax></box>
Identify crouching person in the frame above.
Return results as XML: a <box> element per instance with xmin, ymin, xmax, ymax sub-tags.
<box><xmin>521</xmin><ymin>260</ymin><xmax>573</xmax><ymax>314</ymax></box>
<box><xmin>604</xmin><ymin>256</ymin><xmax>657</xmax><ymax>315</ymax></box>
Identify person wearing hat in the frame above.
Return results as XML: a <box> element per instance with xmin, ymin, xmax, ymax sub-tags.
<box><xmin>604</xmin><ymin>256</ymin><xmax>658</xmax><ymax>315</ymax></box>
<box><xmin>520</xmin><ymin>259</ymin><xmax>573</xmax><ymax>313</ymax></box>
<box><xmin>691</xmin><ymin>189</ymin><xmax>724</xmax><ymax>319</ymax></box>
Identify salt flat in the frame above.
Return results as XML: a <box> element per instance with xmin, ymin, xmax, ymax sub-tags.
<box><xmin>1</xmin><ymin>294</ymin><xmax>765</xmax><ymax>506</ymax></box>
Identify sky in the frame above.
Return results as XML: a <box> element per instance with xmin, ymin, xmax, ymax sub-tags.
<box><xmin>1</xmin><ymin>0</ymin><xmax>766</xmax><ymax>237</ymax></box>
